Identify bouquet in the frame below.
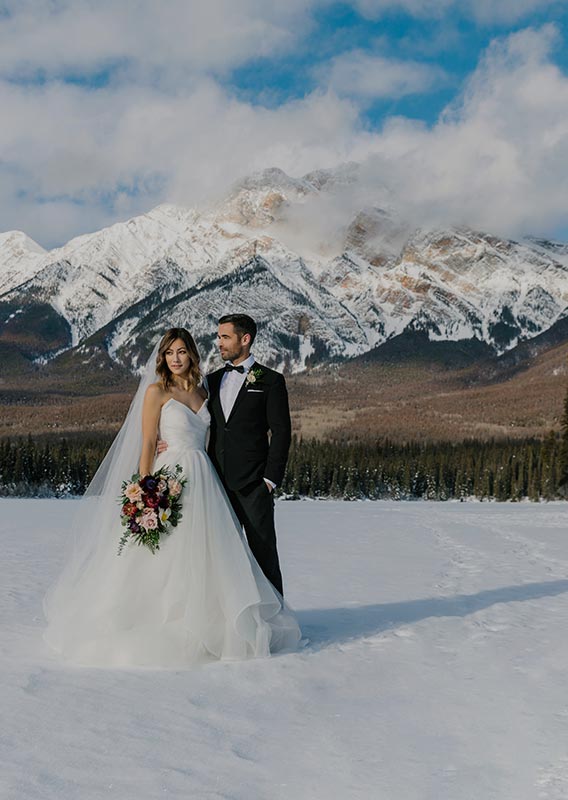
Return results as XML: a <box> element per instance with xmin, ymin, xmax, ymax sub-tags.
<box><xmin>118</xmin><ymin>465</ymin><xmax>187</xmax><ymax>555</ymax></box>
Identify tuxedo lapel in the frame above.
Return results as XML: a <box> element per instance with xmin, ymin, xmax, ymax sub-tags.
<box><xmin>207</xmin><ymin>370</ymin><xmax>226</xmax><ymax>422</ymax></box>
<box><xmin>227</xmin><ymin>361</ymin><xmax>260</xmax><ymax>422</ymax></box>
<box><xmin>226</xmin><ymin>375</ymin><xmax>249</xmax><ymax>422</ymax></box>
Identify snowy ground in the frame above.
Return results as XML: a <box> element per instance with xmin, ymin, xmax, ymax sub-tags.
<box><xmin>2</xmin><ymin>499</ymin><xmax>568</xmax><ymax>800</ymax></box>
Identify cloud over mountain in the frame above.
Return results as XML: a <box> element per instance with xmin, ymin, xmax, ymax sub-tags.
<box><xmin>0</xmin><ymin>4</ymin><xmax>565</xmax><ymax>246</ymax></box>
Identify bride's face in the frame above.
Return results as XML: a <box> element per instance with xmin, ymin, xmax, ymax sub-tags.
<box><xmin>165</xmin><ymin>338</ymin><xmax>191</xmax><ymax>379</ymax></box>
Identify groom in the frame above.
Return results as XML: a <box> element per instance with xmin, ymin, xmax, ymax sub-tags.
<box><xmin>206</xmin><ymin>314</ymin><xmax>291</xmax><ymax>597</ymax></box>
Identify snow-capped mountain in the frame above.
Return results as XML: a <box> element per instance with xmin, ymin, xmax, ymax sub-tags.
<box><xmin>524</xmin><ymin>236</ymin><xmax>568</xmax><ymax>268</ymax></box>
<box><xmin>0</xmin><ymin>231</ymin><xmax>47</xmax><ymax>294</ymax></box>
<box><xmin>323</xmin><ymin>225</ymin><xmax>568</xmax><ymax>353</ymax></box>
<box><xmin>0</xmin><ymin>205</ymin><xmax>235</xmax><ymax>345</ymax></box>
<box><xmin>1</xmin><ymin>165</ymin><xmax>567</xmax><ymax>373</ymax></box>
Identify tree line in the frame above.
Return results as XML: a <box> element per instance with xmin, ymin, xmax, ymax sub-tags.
<box><xmin>0</xmin><ymin>435</ymin><xmax>109</xmax><ymax>497</ymax></box>
<box><xmin>281</xmin><ymin>433</ymin><xmax>567</xmax><ymax>501</ymax></box>
<box><xmin>1</xmin><ymin>427</ymin><xmax>568</xmax><ymax>500</ymax></box>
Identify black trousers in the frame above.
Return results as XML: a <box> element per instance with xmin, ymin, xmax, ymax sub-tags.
<box><xmin>224</xmin><ymin>479</ymin><xmax>284</xmax><ymax>597</ymax></box>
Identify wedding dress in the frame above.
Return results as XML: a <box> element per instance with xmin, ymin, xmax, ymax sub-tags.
<box><xmin>43</xmin><ymin>391</ymin><xmax>301</xmax><ymax>668</ymax></box>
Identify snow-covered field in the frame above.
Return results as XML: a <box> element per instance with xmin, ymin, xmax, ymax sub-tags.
<box><xmin>2</xmin><ymin>499</ymin><xmax>568</xmax><ymax>800</ymax></box>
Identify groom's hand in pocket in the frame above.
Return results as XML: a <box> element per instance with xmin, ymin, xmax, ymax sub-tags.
<box><xmin>156</xmin><ymin>439</ymin><xmax>169</xmax><ymax>455</ymax></box>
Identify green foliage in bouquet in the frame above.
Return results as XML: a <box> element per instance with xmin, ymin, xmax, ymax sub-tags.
<box><xmin>118</xmin><ymin>464</ymin><xmax>187</xmax><ymax>555</ymax></box>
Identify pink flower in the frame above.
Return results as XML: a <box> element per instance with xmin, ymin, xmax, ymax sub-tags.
<box><xmin>140</xmin><ymin>510</ymin><xmax>158</xmax><ymax>530</ymax></box>
<box><xmin>168</xmin><ymin>479</ymin><xmax>183</xmax><ymax>497</ymax></box>
<box><xmin>157</xmin><ymin>479</ymin><xmax>167</xmax><ymax>493</ymax></box>
<box><xmin>124</xmin><ymin>482</ymin><xmax>143</xmax><ymax>502</ymax></box>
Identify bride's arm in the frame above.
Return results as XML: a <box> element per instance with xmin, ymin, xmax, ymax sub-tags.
<box><xmin>139</xmin><ymin>384</ymin><xmax>163</xmax><ymax>476</ymax></box>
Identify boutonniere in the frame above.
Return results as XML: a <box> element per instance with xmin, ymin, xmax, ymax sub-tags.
<box><xmin>246</xmin><ymin>367</ymin><xmax>264</xmax><ymax>386</ymax></box>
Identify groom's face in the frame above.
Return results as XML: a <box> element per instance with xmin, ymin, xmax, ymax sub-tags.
<box><xmin>217</xmin><ymin>323</ymin><xmax>250</xmax><ymax>362</ymax></box>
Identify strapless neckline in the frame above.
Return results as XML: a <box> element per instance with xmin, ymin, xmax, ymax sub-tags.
<box><xmin>163</xmin><ymin>397</ymin><xmax>208</xmax><ymax>417</ymax></box>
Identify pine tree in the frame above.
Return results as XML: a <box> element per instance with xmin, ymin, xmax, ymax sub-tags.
<box><xmin>558</xmin><ymin>384</ymin><xmax>568</xmax><ymax>496</ymax></box>
<box><xmin>540</xmin><ymin>431</ymin><xmax>557</xmax><ymax>501</ymax></box>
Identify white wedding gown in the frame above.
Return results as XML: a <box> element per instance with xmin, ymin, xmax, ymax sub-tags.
<box><xmin>43</xmin><ymin>397</ymin><xmax>301</xmax><ymax>667</ymax></box>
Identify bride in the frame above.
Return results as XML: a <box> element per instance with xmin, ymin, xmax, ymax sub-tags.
<box><xmin>43</xmin><ymin>328</ymin><xmax>302</xmax><ymax>668</ymax></box>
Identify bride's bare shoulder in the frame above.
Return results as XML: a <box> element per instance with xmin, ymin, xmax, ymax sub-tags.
<box><xmin>144</xmin><ymin>382</ymin><xmax>167</xmax><ymax>403</ymax></box>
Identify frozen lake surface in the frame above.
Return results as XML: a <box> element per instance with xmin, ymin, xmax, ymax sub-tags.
<box><xmin>1</xmin><ymin>499</ymin><xmax>568</xmax><ymax>799</ymax></box>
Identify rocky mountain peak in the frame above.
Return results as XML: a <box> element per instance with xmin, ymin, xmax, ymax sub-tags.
<box><xmin>0</xmin><ymin>164</ymin><xmax>567</xmax><ymax>373</ymax></box>
<box><xmin>215</xmin><ymin>167</ymin><xmax>315</xmax><ymax>228</ymax></box>
<box><xmin>0</xmin><ymin>230</ymin><xmax>46</xmax><ymax>255</ymax></box>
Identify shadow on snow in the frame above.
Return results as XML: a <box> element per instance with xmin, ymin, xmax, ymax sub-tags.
<box><xmin>296</xmin><ymin>579</ymin><xmax>568</xmax><ymax>648</ymax></box>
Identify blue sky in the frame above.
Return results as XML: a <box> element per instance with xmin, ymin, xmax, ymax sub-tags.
<box><xmin>0</xmin><ymin>0</ymin><xmax>566</xmax><ymax>246</ymax></box>
<box><xmin>232</xmin><ymin>3</ymin><xmax>567</xmax><ymax>124</ymax></box>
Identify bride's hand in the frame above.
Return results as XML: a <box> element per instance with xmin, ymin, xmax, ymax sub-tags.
<box><xmin>156</xmin><ymin>439</ymin><xmax>169</xmax><ymax>455</ymax></box>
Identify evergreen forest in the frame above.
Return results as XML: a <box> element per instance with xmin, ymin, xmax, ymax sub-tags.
<box><xmin>1</xmin><ymin>385</ymin><xmax>567</xmax><ymax>500</ymax></box>
<box><xmin>1</xmin><ymin>429</ymin><xmax>568</xmax><ymax>501</ymax></box>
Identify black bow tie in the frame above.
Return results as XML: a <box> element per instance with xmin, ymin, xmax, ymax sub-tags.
<box><xmin>224</xmin><ymin>363</ymin><xmax>245</xmax><ymax>373</ymax></box>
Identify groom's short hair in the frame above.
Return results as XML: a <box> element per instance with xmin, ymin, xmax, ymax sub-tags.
<box><xmin>219</xmin><ymin>314</ymin><xmax>257</xmax><ymax>345</ymax></box>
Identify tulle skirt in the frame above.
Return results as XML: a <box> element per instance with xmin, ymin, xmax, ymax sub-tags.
<box><xmin>43</xmin><ymin>447</ymin><xmax>301</xmax><ymax>668</ymax></box>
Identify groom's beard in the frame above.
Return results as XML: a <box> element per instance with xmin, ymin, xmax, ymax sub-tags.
<box><xmin>219</xmin><ymin>345</ymin><xmax>247</xmax><ymax>362</ymax></box>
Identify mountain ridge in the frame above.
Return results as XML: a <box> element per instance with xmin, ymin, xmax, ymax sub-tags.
<box><xmin>1</xmin><ymin>165</ymin><xmax>567</xmax><ymax>377</ymax></box>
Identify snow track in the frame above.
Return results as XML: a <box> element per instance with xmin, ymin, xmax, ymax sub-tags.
<box><xmin>1</xmin><ymin>499</ymin><xmax>568</xmax><ymax>799</ymax></box>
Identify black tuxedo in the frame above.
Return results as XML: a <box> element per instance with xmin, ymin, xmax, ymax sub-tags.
<box><xmin>207</xmin><ymin>362</ymin><xmax>292</xmax><ymax>595</ymax></box>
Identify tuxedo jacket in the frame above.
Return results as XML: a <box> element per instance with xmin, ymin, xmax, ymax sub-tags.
<box><xmin>207</xmin><ymin>363</ymin><xmax>292</xmax><ymax>491</ymax></box>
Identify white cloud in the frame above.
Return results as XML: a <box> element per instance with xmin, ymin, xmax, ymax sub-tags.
<box><xmin>469</xmin><ymin>0</ymin><xmax>564</xmax><ymax>24</ymax></box>
<box><xmin>0</xmin><ymin>10</ymin><xmax>566</xmax><ymax>247</ymax></box>
<box><xmin>318</xmin><ymin>50</ymin><xmax>446</xmax><ymax>99</ymax></box>
<box><xmin>0</xmin><ymin>0</ymin><xmax>315</xmax><ymax>82</ymax></box>
<box><xmin>353</xmin><ymin>0</ymin><xmax>562</xmax><ymax>23</ymax></box>
<box><xmin>356</xmin><ymin>24</ymin><xmax>568</xmax><ymax>236</ymax></box>
<box><xmin>0</xmin><ymin>73</ymin><xmax>371</xmax><ymax>245</ymax></box>
<box><xmin>354</xmin><ymin>0</ymin><xmax>452</xmax><ymax>18</ymax></box>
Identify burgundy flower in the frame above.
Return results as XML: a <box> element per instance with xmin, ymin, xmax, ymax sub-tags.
<box><xmin>123</xmin><ymin>502</ymin><xmax>138</xmax><ymax>518</ymax></box>
<box><xmin>118</xmin><ymin>466</ymin><xmax>187</xmax><ymax>556</ymax></box>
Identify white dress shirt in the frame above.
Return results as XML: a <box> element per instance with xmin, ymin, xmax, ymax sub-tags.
<box><xmin>219</xmin><ymin>353</ymin><xmax>256</xmax><ymax>419</ymax></box>
<box><xmin>219</xmin><ymin>354</ymin><xmax>276</xmax><ymax>490</ymax></box>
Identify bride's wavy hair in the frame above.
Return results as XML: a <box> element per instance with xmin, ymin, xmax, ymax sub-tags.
<box><xmin>156</xmin><ymin>328</ymin><xmax>201</xmax><ymax>390</ymax></box>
